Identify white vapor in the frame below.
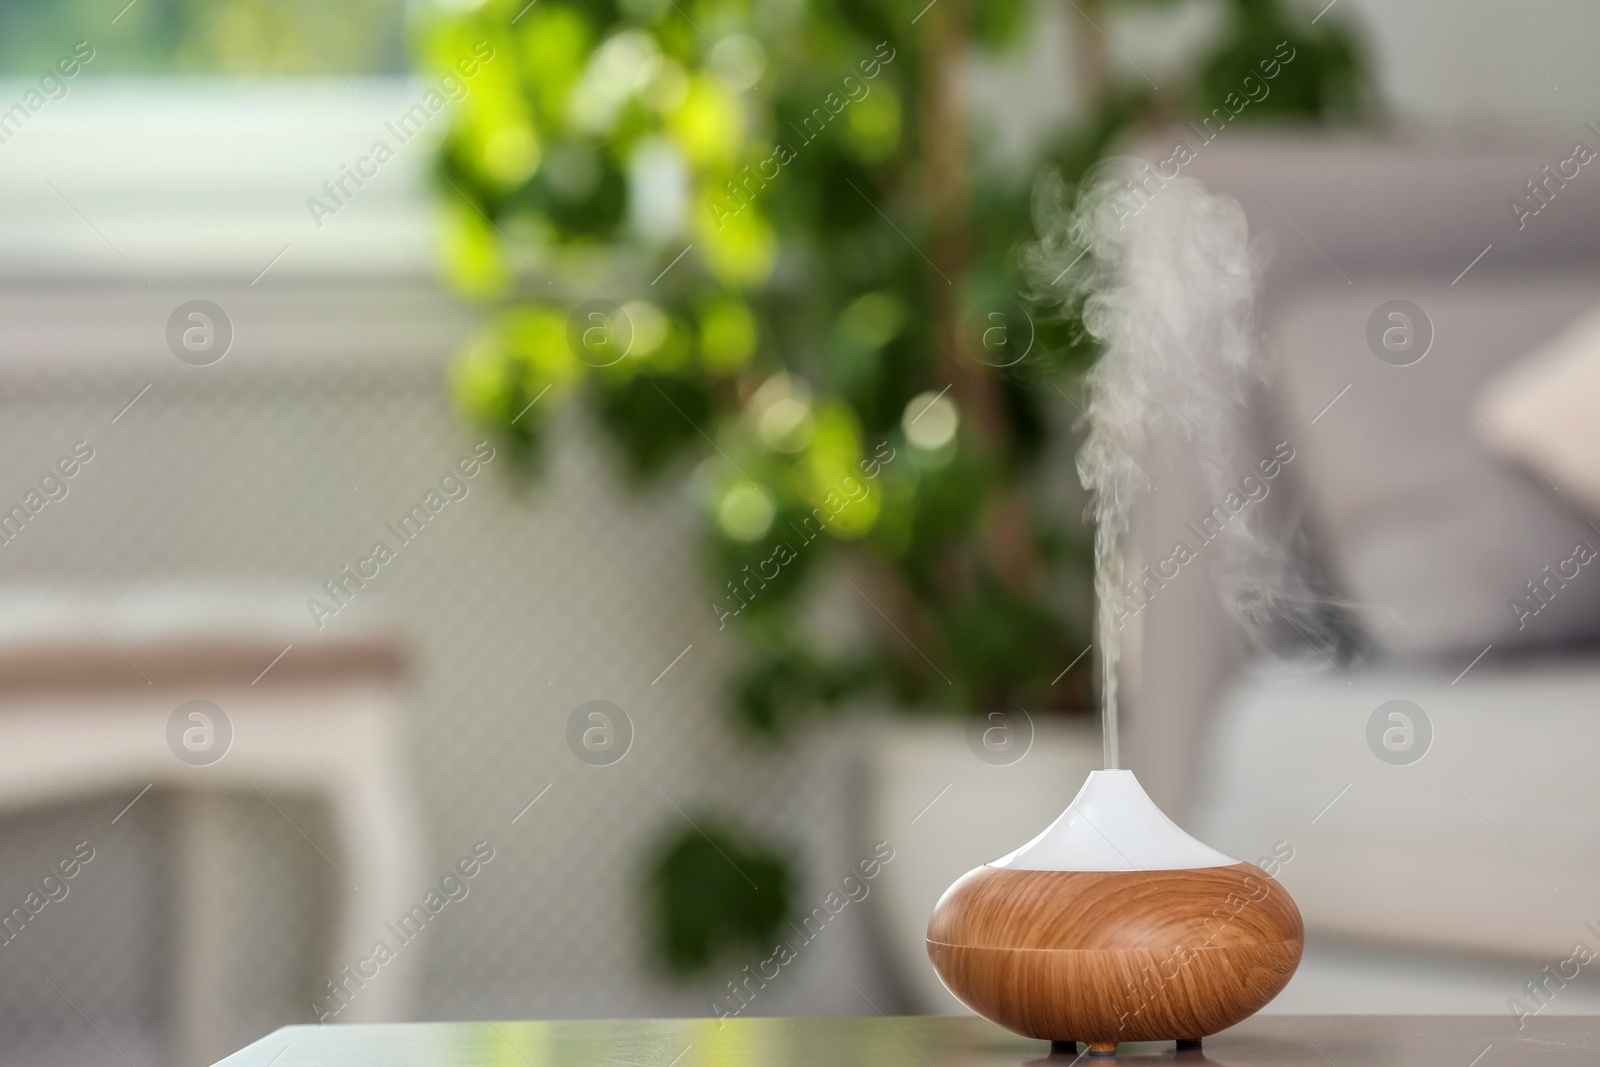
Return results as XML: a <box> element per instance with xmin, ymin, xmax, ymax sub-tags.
<box><xmin>1027</xmin><ymin>160</ymin><xmax>1345</xmax><ymax>768</ymax></box>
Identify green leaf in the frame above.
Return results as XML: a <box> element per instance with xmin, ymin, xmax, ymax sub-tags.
<box><xmin>647</xmin><ymin>822</ymin><xmax>794</xmax><ymax>973</ymax></box>
<box><xmin>590</xmin><ymin>373</ymin><xmax>714</xmax><ymax>481</ymax></box>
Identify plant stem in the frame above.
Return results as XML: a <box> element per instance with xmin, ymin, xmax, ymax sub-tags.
<box><xmin>920</xmin><ymin>0</ymin><xmax>992</xmax><ymax>442</ymax></box>
<box><xmin>919</xmin><ymin>0</ymin><xmax>1039</xmax><ymax>602</ymax></box>
<box><xmin>1067</xmin><ymin>0</ymin><xmax>1111</xmax><ymax>104</ymax></box>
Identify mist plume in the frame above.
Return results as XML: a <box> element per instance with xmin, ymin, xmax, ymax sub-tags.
<box><xmin>1027</xmin><ymin>161</ymin><xmax>1346</xmax><ymax>767</ymax></box>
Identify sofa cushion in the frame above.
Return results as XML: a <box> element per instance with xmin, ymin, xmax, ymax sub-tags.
<box><xmin>1268</xmin><ymin>274</ymin><xmax>1600</xmax><ymax>658</ymax></box>
<box><xmin>1481</xmin><ymin>302</ymin><xmax>1600</xmax><ymax>523</ymax></box>
<box><xmin>1194</xmin><ymin>661</ymin><xmax>1600</xmax><ymax>960</ymax></box>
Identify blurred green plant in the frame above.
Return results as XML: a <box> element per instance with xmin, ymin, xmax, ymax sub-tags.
<box><xmin>648</xmin><ymin>822</ymin><xmax>792</xmax><ymax>971</ymax></box>
<box><xmin>421</xmin><ymin>0</ymin><xmax>1371</xmax><ymax>975</ymax></box>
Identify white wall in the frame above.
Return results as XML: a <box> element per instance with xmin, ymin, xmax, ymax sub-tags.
<box><xmin>968</xmin><ymin>0</ymin><xmax>1600</xmax><ymax>173</ymax></box>
<box><xmin>1344</xmin><ymin>0</ymin><xmax>1600</xmax><ymax>130</ymax></box>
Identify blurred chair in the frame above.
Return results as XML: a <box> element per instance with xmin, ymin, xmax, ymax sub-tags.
<box><xmin>0</xmin><ymin>588</ymin><xmax>420</xmax><ymax>1066</ymax></box>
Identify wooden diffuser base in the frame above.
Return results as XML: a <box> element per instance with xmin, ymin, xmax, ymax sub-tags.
<box><xmin>925</xmin><ymin>773</ymin><xmax>1303</xmax><ymax>1057</ymax></box>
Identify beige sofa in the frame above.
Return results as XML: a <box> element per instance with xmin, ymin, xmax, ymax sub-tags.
<box><xmin>1125</xmin><ymin>133</ymin><xmax>1600</xmax><ymax>1013</ymax></box>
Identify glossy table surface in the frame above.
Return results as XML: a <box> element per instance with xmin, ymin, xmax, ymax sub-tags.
<box><xmin>215</xmin><ymin>1014</ymin><xmax>1596</xmax><ymax>1066</ymax></box>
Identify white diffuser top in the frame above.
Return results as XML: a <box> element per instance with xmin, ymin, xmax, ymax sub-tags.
<box><xmin>991</xmin><ymin>769</ymin><xmax>1238</xmax><ymax>871</ymax></box>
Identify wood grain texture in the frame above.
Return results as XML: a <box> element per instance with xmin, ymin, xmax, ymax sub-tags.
<box><xmin>927</xmin><ymin>863</ymin><xmax>1303</xmax><ymax>1052</ymax></box>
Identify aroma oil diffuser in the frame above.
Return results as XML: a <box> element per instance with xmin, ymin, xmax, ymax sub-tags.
<box><xmin>926</xmin><ymin>769</ymin><xmax>1302</xmax><ymax>1057</ymax></box>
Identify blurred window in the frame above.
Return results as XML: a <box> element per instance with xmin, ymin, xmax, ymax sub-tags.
<box><xmin>0</xmin><ymin>0</ymin><xmax>406</xmax><ymax>74</ymax></box>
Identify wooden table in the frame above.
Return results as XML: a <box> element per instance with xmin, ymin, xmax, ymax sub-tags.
<box><xmin>215</xmin><ymin>1014</ymin><xmax>1596</xmax><ymax>1065</ymax></box>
